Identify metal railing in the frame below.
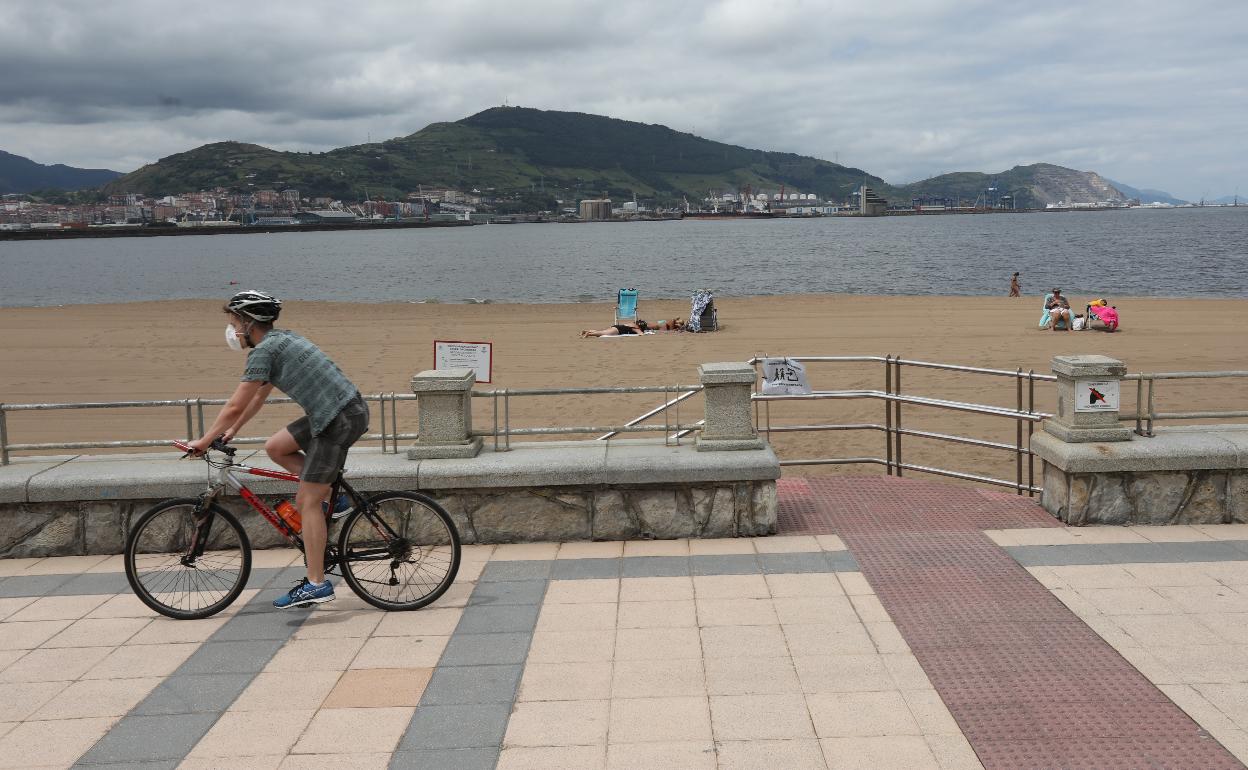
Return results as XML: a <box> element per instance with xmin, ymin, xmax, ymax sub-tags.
<box><xmin>0</xmin><ymin>392</ymin><xmax>416</xmax><ymax>465</ymax></box>
<box><xmin>1127</xmin><ymin>371</ymin><xmax>1248</xmax><ymax>436</ymax></box>
<box><xmin>745</xmin><ymin>356</ymin><xmax>1054</xmax><ymax>495</ymax></box>
<box><xmin>472</xmin><ymin>385</ymin><xmax>704</xmax><ymax>451</ymax></box>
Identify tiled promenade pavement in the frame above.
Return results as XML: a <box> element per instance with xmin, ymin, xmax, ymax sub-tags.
<box><xmin>0</xmin><ymin>476</ymin><xmax>1239</xmax><ymax>768</ymax></box>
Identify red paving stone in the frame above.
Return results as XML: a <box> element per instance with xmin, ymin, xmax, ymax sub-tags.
<box><xmin>777</xmin><ymin>475</ymin><xmax>1244</xmax><ymax>769</ymax></box>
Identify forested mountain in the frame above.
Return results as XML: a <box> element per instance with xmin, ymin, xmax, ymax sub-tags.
<box><xmin>0</xmin><ymin>150</ymin><xmax>121</xmax><ymax>193</ymax></box>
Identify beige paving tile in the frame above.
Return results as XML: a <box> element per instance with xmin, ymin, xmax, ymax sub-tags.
<box><xmin>8</xmin><ymin>594</ymin><xmax>109</xmax><ymax>622</ymax></box>
<box><xmin>835</xmin><ymin>572</ymin><xmax>873</xmax><ymax>596</ymax></box>
<box><xmin>491</xmin><ymin>542</ymin><xmax>559</xmax><ymax>561</ymax></box>
<box><xmin>127</xmin><ymin>615</ymin><xmax>228</xmax><ymax>644</ymax></box>
<box><xmin>1025</xmin><ymin>566</ymin><xmax>1067</xmax><ymax>589</ymax></box>
<box><xmin>717</xmin><ymin>738</ymin><xmax>828</xmax><ymax>769</ymax></box>
<box><xmin>42</xmin><ymin>617</ymin><xmax>151</xmax><ymax>648</ymax></box>
<box><xmin>505</xmin><ymin>699</ymin><xmax>609</xmax><ymax>746</ymax></box>
<box><xmin>1157</xmin><ymin>585</ymin><xmax>1248</xmax><ymax>614</ymax></box>
<box><xmin>1129</xmin><ymin>525</ymin><xmax>1216</xmax><ymax>542</ymax></box>
<box><xmin>1114</xmin><ymin>646</ymin><xmax>1182</xmax><ymax>685</ymax></box>
<box><xmin>0</xmin><ymin>681</ymin><xmax>68</xmax><ymax>722</ymax></box>
<box><xmin>460</xmin><ymin>543</ymin><xmax>496</xmax><ymax>561</ymax></box>
<box><xmin>885</xmin><ymin>654</ymin><xmax>936</xmax><ymax>691</ymax></box>
<box><xmin>983</xmin><ymin>528</ymin><xmax>1078</xmax><ymax>547</ymax></box>
<box><xmin>0</xmin><ymin>650</ymin><xmax>24</xmax><ymax>673</ymax></box>
<box><xmin>290</xmin><ymin>706</ymin><xmax>414</xmax><ymax>754</ymax></box>
<box><xmin>430</xmin><ymin>580</ymin><xmax>473</xmax><ymax>607</ymax></box>
<box><xmin>293</xmin><ymin>609</ymin><xmax>384</xmax><ymax>639</ymax></box>
<box><xmin>605</xmin><ymin>740</ymin><xmax>716</xmax><ymax>769</ymax></box>
<box><xmin>700</xmin><ymin>625</ymin><xmax>790</xmax><ymax>659</ymax></box>
<box><xmin>772</xmin><ymin>596</ymin><xmax>856</xmax><ymax>625</ymax></box>
<box><xmin>865</xmin><ymin>621</ymin><xmax>911</xmax><ymax>653</ymax></box>
<box><xmin>557</xmin><ymin>541</ymin><xmax>623</xmax><ymax>559</ymax></box>
<box><xmin>752</xmin><ymin>535</ymin><xmax>821</xmax><ymax>553</ymax></box>
<box><xmin>696</xmin><ymin>598</ymin><xmax>779</xmax><ymax>626</ymax></box>
<box><xmin>1195</xmin><ymin>612</ymin><xmax>1248</xmax><ymax>644</ymax></box>
<box><xmin>0</xmin><ymin>598</ymin><xmax>35</xmax><ymax>622</ymax></box>
<box><xmin>619</xmin><ymin>576</ymin><xmax>693</xmax><ymax>602</ymax></box>
<box><xmin>765</xmin><ymin>573</ymin><xmax>844</xmax><ymax>598</ymax></box>
<box><xmin>1076</xmin><ymin>612</ymin><xmax>1137</xmax><ymax>649</ymax></box>
<box><xmin>820</xmin><ymin>735</ymin><xmax>940</xmax><ymax>769</ymax></box>
<box><xmin>544</xmin><ymin>578</ymin><xmax>620</xmax><ymax>604</ymax></box>
<box><xmin>611</xmin><ymin>658</ymin><xmax>706</xmax><ymax>699</ymax></box>
<box><xmin>278</xmin><ymin>753</ymin><xmax>391</xmax><ymax>770</ymax></box>
<box><xmin>0</xmin><ymin>558</ymin><xmax>42</xmax><ymax>578</ymax></box>
<box><xmin>616</xmin><ymin>599</ymin><xmax>697</xmax><ymax>629</ymax></box>
<box><xmin>704</xmin><ymin>656</ymin><xmax>801</xmax><ymax>696</ymax></box>
<box><xmin>849</xmin><ymin>594</ymin><xmax>892</xmax><ymax>623</ymax></box>
<box><xmin>16</xmin><ymin>554</ymin><xmax>111</xmax><ymax>575</ymax></box>
<box><xmin>903</xmin><ymin>689</ymin><xmax>961</xmax><ymax>735</ymax></box>
<box><xmin>1114</xmin><ymin>613</ymin><xmax>1225</xmax><ymax>647</ymax></box>
<box><xmin>693</xmin><ymin>574</ymin><xmax>769</xmax><ymax>599</ymax></box>
<box><xmin>1151</xmin><ymin>645</ymin><xmax>1248</xmax><ymax>683</ymax></box>
<box><xmin>610</xmin><ymin>695</ymin><xmax>712</xmax><ymax>743</ymax></box>
<box><xmin>456</xmin><ymin>558</ymin><xmax>487</xmax><ymax>582</ymax></box>
<box><xmin>783</xmin><ymin>623</ymin><xmax>878</xmax><ymax>656</ymax></box>
<box><xmin>926</xmin><ymin>733</ymin><xmax>986</xmax><ymax>770</ymax></box>
<box><xmin>1066</xmin><ymin>527</ymin><xmax>1150</xmax><ymax>544</ymax></box>
<box><xmin>230</xmin><ymin>670</ymin><xmax>342</xmax><ymax>711</ymax></box>
<box><xmin>84</xmin><ymin>642</ymin><xmax>196</xmax><ymax>679</ymax></box>
<box><xmin>32</xmin><ymin>676</ymin><xmax>162</xmax><ymax>719</ymax></box>
<box><xmin>83</xmin><ymin>554</ymin><xmax>128</xmax><ymax>573</ymax></box>
<box><xmin>0</xmin><ymin>716</ymin><xmax>116</xmax><ymax>769</ymax></box>
<box><xmin>1194</xmin><ymin>524</ymin><xmax>1248</xmax><ymax>540</ymax></box>
<box><xmin>615</xmin><ymin>627</ymin><xmax>702</xmax><ymax>661</ymax></box>
<box><xmin>1202</xmin><ymin>562</ymin><xmax>1248</xmax><ymax>587</ymax></box>
<box><xmin>1057</xmin><ymin>565</ymin><xmax>1141</xmax><ymax>589</ymax></box>
<box><xmin>1123</xmin><ymin>563</ymin><xmax>1222</xmax><ymax>587</ymax></box>
<box><xmin>370</xmin><ymin>607</ymin><xmax>460</xmax><ymax>636</ymax></box>
<box><xmin>537</xmin><ymin>602</ymin><xmax>617</xmax><ymax>631</ymax></box>
<box><xmin>529</xmin><ymin>629</ymin><xmax>615</xmax><ymax>663</ymax></box>
<box><xmin>687</xmin><ymin>538</ymin><xmax>754</xmax><ymax>556</ymax></box>
<box><xmin>0</xmin><ymin>645</ymin><xmax>112</xmax><ymax>682</ymax></box>
<box><xmin>622</xmin><ymin>539</ymin><xmax>688</xmax><ymax>557</ymax></box>
<box><xmin>793</xmin><ymin>654</ymin><xmax>893</xmax><ymax>693</ymax></box>
<box><xmin>1049</xmin><ymin>587</ymin><xmax>1104</xmax><ymax>619</ymax></box>
<box><xmin>0</xmin><ymin>723</ymin><xmax>11</xmax><ymax>741</ymax></box>
<box><xmin>710</xmin><ymin>692</ymin><xmax>815</xmax><ymax>740</ymax></box>
<box><xmin>350</xmin><ymin>635</ymin><xmax>447</xmax><ymax>669</ymax></box>
<box><xmin>1210</xmin><ymin>729</ymin><xmax>1248</xmax><ymax>765</ymax></box>
<box><xmin>516</xmin><ymin>658</ymin><xmax>614</xmax><ymax>698</ymax></box>
<box><xmin>519</xmin><ymin>661</ymin><xmax>613</xmax><ymax>701</ymax></box>
<box><xmin>807</xmin><ymin>691</ymin><xmax>921</xmax><ymax>737</ymax></box>
<box><xmin>1077</xmin><ymin>586</ymin><xmax>1181</xmax><ymax>616</ymax></box>
<box><xmin>1157</xmin><ymin>684</ymin><xmax>1243</xmax><ymax>737</ymax></box>
<box><xmin>0</xmin><ymin>619</ymin><xmax>72</xmax><ymax>650</ymax></box>
<box><xmin>499</xmin><ymin>745</ymin><xmax>606</xmax><ymax>770</ymax></box>
<box><xmin>181</xmin><ymin>755</ymin><xmax>284</xmax><ymax>770</ymax></box>
<box><xmin>322</xmin><ymin>667</ymin><xmax>431</xmax><ymax>708</ymax></box>
<box><xmin>816</xmin><ymin>534</ymin><xmax>848</xmax><ymax>552</ymax></box>
<box><xmin>84</xmin><ymin>593</ymin><xmax>162</xmax><ymax>619</ymax></box>
<box><xmin>268</xmin><ymin>636</ymin><xmax>367</xmax><ymax>672</ymax></box>
<box><xmin>1193</xmin><ymin>683</ymin><xmax>1248</xmax><ymax>730</ymax></box>
<box><xmin>249</xmin><ymin>548</ymin><xmax>302</xmax><ymax>568</ymax></box>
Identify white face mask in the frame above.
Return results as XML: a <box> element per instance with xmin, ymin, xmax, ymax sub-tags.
<box><xmin>225</xmin><ymin>324</ymin><xmax>244</xmax><ymax>351</ymax></box>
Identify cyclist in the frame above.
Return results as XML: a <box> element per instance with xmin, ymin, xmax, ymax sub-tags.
<box><xmin>188</xmin><ymin>290</ymin><xmax>369</xmax><ymax>609</ymax></box>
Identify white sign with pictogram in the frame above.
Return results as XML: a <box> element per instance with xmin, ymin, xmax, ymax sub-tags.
<box><xmin>762</xmin><ymin>358</ymin><xmax>812</xmax><ymax>395</ymax></box>
<box><xmin>434</xmin><ymin>340</ymin><xmax>492</xmax><ymax>383</ymax></box>
<box><xmin>1075</xmin><ymin>379</ymin><xmax>1119</xmax><ymax>412</ymax></box>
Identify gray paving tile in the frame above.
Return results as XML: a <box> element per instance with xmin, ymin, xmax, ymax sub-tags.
<box><xmin>759</xmin><ymin>552</ymin><xmax>830</xmax><ymax>574</ymax></box>
<box><xmin>176</xmin><ymin>639</ymin><xmax>288</xmax><ymax>675</ymax></box>
<box><xmin>206</xmin><ymin>608</ymin><xmax>306</xmax><ymax>641</ymax></box>
<box><xmin>73</xmin><ymin>713</ymin><xmax>219</xmax><ymax>765</ymax></box>
<box><xmin>390</xmin><ymin>747</ymin><xmax>499</xmax><ymax>770</ymax></box>
<box><xmin>690</xmin><ymin>554</ymin><xmax>760</xmax><ymax>575</ymax></box>
<box><xmin>438</xmin><ymin>632</ymin><xmax>533</xmax><ymax>667</ymax></box>
<box><xmin>75</xmin><ymin>761</ymin><xmax>179</xmax><ymax>770</ymax></box>
<box><xmin>421</xmin><ymin>664</ymin><xmax>523</xmax><ymax>705</ymax></box>
<box><xmin>1006</xmin><ymin>544</ymin><xmax>1116</xmax><ymax>566</ymax></box>
<box><xmin>246</xmin><ymin>566</ymin><xmax>287</xmax><ymax>588</ymax></box>
<box><xmin>621</xmin><ymin>555</ymin><xmax>690</xmax><ymax>577</ymax></box>
<box><xmin>1228</xmin><ymin>540</ymin><xmax>1248</xmax><ymax>558</ymax></box>
<box><xmin>397</xmin><ymin>702</ymin><xmax>512</xmax><ymax>750</ymax></box>
<box><xmin>49</xmin><ymin>572</ymin><xmax>132</xmax><ymax>596</ymax></box>
<box><xmin>551</xmin><ymin>557</ymin><xmax>621</xmax><ymax>579</ymax></box>
<box><xmin>1149</xmin><ymin>541</ymin><xmax>1247</xmax><ymax>563</ymax></box>
<box><xmin>1007</xmin><ymin>541</ymin><xmax>1248</xmax><ymax>567</ymax></box>
<box><xmin>467</xmin><ymin>579</ymin><xmax>547</xmax><ymax>606</ymax></box>
<box><xmin>0</xmin><ymin>572</ymin><xmax>73</xmax><ymax>597</ymax></box>
<box><xmin>130</xmin><ymin>673</ymin><xmax>255</xmax><ymax>715</ymax></box>
<box><xmin>454</xmin><ymin>604</ymin><xmax>540</xmax><ymax>635</ymax></box>
<box><xmin>479</xmin><ymin>560</ymin><xmax>552</xmax><ymax>582</ymax></box>
<box><xmin>824</xmin><ymin>550</ymin><xmax>861</xmax><ymax>571</ymax></box>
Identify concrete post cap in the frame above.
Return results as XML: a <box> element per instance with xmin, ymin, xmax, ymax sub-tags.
<box><xmin>1051</xmin><ymin>355</ymin><xmax>1126</xmax><ymax>378</ymax></box>
<box><xmin>411</xmin><ymin>368</ymin><xmax>477</xmax><ymax>392</ymax></box>
<box><xmin>699</xmin><ymin>362</ymin><xmax>757</xmax><ymax>385</ymax></box>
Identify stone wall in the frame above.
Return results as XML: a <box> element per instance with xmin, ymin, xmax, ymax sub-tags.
<box><xmin>1042</xmin><ymin>465</ymin><xmax>1248</xmax><ymax>526</ymax></box>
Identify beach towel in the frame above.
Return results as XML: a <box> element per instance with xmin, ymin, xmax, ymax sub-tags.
<box><xmin>688</xmin><ymin>290</ymin><xmax>715</xmax><ymax>332</ymax></box>
<box><xmin>1089</xmin><ymin>305</ymin><xmax>1119</xmax><ymax>330</ymax></box>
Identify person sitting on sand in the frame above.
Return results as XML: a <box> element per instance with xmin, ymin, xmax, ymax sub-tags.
<box><xmin>582</xmin><ymin>320</ymin><xmax>647</xmax><ymax>337</ymax></box>
<box><xmin>643</xmin><ymin>317</ymin><xmax>686</xmax><ymax>331</ymax></box>
<box><xmin>1009</xmin><ymin>272</ymin><xmax>1021</xmax><ymax>297</ymax></box>
<box><xmin>1045</xmin><ymin>288</ymin><xmax>1071</xmax><ymax>331</ymax></box>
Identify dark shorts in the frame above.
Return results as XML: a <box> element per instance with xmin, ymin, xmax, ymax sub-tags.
<box><xmin>613</xmin><ymin>324</ymin><xmax>638</xmax><ymax>335</ymax></box>
<box><xmin>287</xmin><ymin>394</ymin><xmax>370</xmax><ymax>484</ymax></box>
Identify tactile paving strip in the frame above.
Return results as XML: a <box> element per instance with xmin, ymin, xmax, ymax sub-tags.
<box><xmin>775</xmin><ymin>475</ymin><xmax>1244</xmax><ymax>769</ymax></box>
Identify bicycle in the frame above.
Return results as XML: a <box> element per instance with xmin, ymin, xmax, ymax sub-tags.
<box><xmin>124</xmin><ymin>438</ymin><xmax>460</xmax><ymax>620</ymax></box>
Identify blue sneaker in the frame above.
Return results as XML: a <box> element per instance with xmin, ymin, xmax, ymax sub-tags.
<box><xmin>273</xmin><ymin>578</ymin><xmax>335</xmax><ymax>609</ymax></box>
<box><xmin>322</xmin><ymin>493</ymin><xmax>354</xmax><ymax>520</ymax></box>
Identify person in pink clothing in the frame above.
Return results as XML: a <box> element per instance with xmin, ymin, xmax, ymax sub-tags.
<box><xmin>1089</xmin><ymin>304</ymin><xmax>1119</xmax><ymax>331</ymax></box>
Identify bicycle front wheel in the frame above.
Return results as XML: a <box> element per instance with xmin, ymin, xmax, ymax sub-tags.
<box><xmin>339</xmin><ymin>492</ymin><xmax>461</xmax><ymax>610</ymax></box>
<box><xmin>125</xmin><ymin>498</ymin><xmax>252</xmax><ymax>620</ymax></box>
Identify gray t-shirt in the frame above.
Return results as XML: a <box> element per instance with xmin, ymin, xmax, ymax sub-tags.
<box><xmin>242</xmin><ymin>329</ymin><xmax>359</xmax><ymax>436</ymax></box>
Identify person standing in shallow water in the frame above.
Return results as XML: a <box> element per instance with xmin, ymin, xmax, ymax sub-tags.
<box><xmin>1009</xmin><ymin>272</ymin><xmax>1022</xmax><ymax>297</ymax></box>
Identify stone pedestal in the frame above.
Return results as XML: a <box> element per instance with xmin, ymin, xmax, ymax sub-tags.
<box><xmin>407</xmin><ymin>368</ymin><xmax>483</xmax><ymax>459</ymax></box>
<box><xmin>697</xmin><ymin>362</ymin><xmax>765</xmax><ymax>452</ymax></box>
<box><xmin>1044</xmin><ymin>355</ymin><xmax>1132</xmax><ymax>443</ymax></box>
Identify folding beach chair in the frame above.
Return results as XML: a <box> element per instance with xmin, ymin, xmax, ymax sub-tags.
<box><xmin>615</xmin><ymin>288</ymin><xmax>639</xmax><ymax>324</ymax></box>
<box><xmin>687</xmin><ymin>289</ymin><xmax>718</xmax><ymax>332</ymax></box>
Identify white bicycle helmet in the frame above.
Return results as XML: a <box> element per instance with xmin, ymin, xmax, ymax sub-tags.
<box><xmin>225</xmin><ymin>290</ymin><xmax>282</xmax><ymax>322</ymax></box>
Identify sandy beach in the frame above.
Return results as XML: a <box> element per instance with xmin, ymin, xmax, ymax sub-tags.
<box><xmin>3</xmin><ymin>294</ymin><xmax>1246</xmax><ymax>487</ymax></box>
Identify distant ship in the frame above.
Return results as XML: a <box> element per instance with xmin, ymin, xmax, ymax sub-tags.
<box><xmin>681</xmin><ymin>210</ymin><xmax>775</xmax><ymax>220</ymax></box>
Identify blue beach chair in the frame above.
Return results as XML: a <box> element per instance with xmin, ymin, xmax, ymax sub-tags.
<box><xmin>1038</xmin><ymin>293</ymin><xmax>1072</xmax><ymax>330</ymax></box>
<box><xmin>615</xmin><ymin>288</ymin><xmax>639</xmax><ymax>324</ymax></box>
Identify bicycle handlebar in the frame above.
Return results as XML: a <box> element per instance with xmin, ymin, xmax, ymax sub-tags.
<box><xmin>172</xmin><ymin>437</ymin><xmax>237</xmax><ymax>458</ymax></box>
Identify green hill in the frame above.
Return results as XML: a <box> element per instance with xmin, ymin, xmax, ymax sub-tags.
<box><xmin>0</xmin><ymin>150</ymin><xmax>121</xmax><ymax>194</ymax></box>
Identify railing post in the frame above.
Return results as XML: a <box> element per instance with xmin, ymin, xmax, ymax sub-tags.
<box><xmin>893</xmin><ymin>357</ymin><xmax>903</xmax><ymax>476</ymax></box>
<box><xmin>391</xmin><ymin>393</ymin><xmax>399</xmax><ymax>453</ymax></box>
<box><xmin>697</xmin><ymin>363</ymin><xmax>765</xmax><ymax>451</ymax></box>
<box><xmin>1027</xmin><ymin>370</ymin><xmax>1036</xmax><ymax>496</ymax></box>
<box><xmin>195</xmin><ymin>399</ymin><xmax>205</xmax><ymax>437</ymax></box>
<box><xmin>407</xmin><ymin>368</ymin><xmax>482</xmax><ymax>459</ymax></box>
<box><xmin>1044</xmin><ymin>355</ymin><xmax>1131</xmax><ymax>443</ymax></box>
<box><xmin>884</xmin><ymin>355</ymin><xmax>893</xmax><ymax>475</ymax></box>
<box><xmin>184</xmin><ymin>401</ymin><xmax>194</xmax><ymax>441</ymax></box>
<box><xmin>0</xmin><ymin>406</ymin><xmax>9</xmax><ymax>465</ymax></box>
<box><xmin>1016</xmin><ymin>369</ymin><xmax>1024</xmax><ymax>495</ymax></box>
<box><xmin>378</xmin><ymin>394</ymin><xmax>388</xmax><ymax>453</ymax></box>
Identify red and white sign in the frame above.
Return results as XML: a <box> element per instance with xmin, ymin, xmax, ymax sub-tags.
<box><xmin>434</xmin><ymin>340</ymin><xmax>493</xmax><ymax>383</ymax></box>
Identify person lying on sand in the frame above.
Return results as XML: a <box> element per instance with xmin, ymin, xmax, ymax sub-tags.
<box><xmin>644</xmin><ymin>317</ymin><xmax>686</xmax><ymax>331</ymax></box>
<box><xmin>582</xmin><ymin>320</ymin><xmax>646</xmax><ymax>337</ymax></box>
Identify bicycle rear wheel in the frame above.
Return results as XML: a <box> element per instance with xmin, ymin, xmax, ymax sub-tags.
<box><xmin>339</xmin><ymin>492</ymin><xmax>460</xmax><ymax>610</ymax></box>
<box><xmin>125</xmin><ymin>498</ymin><xmax>252</xmax><ymax>620</ymax></box>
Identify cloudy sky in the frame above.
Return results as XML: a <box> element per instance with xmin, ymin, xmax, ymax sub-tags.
<box><xmin>4</xmin><ymin>1</ymin><xmax>1245</xmax><ymax>200</ymax></box>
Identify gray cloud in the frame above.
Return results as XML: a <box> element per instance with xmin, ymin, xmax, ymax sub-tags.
<box><xmin>2</xmin><ymin>0</ymin><xmax>1245</xmax><ymax>200</ymax></box>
